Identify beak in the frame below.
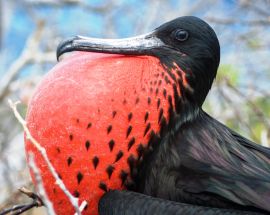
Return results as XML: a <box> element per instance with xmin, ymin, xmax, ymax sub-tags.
<box><xmin>56</xmin><ymin>32</ymin><xmax>166</xmax><ymax>61</ymax></box>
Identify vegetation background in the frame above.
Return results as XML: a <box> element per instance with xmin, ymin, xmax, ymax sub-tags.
<box><xmin>0</xmin><ymin>0</ymin><xmax>269</xmax><ymax>214</ymax></box>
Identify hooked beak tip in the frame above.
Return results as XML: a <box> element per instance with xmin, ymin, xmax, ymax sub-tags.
<box><xmin>56</xmin><ymin>36</ymin><xmax>82</xmax><ymax>61</ymax></box>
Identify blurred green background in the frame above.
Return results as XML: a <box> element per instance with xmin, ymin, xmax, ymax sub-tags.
<box><xmin>0</xmin><ymin>0</ymin><xmax>269</xmax><ymax>214</ymax></box>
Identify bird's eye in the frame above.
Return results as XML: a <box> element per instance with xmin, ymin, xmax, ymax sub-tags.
<box><xmin>174</xmin><ymin>29</ymin><xmax>189</xmax><ymax>41</ymax></box>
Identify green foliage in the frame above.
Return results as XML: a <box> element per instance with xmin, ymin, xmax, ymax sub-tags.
<box><xmin>254</xmin><ymin>97</ymin><xmax>270</xmax><ymax>115</ymax></box>
<box><xmin>205</xmin><ymin>63</ymin><xmax>270</xmax><ymax>145</ymax></box>
<box><xmin>216</xmin><ymin>64</ymin><xmax>240</xmax><ymax>85</ymax></box>
<box><xmin>246</xmin><ymin>38</ymin><xmax>261</xmax><ymax>50</ymax></box>
<box><xmin>246</xmin><ymin>97</ymin><xmax>270</xmax><ymax>142</ymax></box>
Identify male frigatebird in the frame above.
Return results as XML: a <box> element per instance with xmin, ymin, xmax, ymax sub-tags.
<box><xmin>25</xmin><ymin>16</ymin><xmax>270</xmax><ymax>215</ymax></box>
<box><xmin>57</xmin><ymin>16</ymin><xmax>270</xmax><ymax>213</ymax></box>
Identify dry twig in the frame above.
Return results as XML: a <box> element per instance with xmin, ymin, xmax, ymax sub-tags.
<box><xmin>8</xmin><ymin>99</ymin><xmax>84</xmax><ymax>215</ymax></box>
<box><xmin>0</xmin><ymin>187</ymin><xmax>43</xmax><ymax>215</ymax></box>
<box><xmin>28</xmin><ymin>154</ymin><xmax>55</xmax><ymax>215</ymax></box>
<box><xmin>0</xmin><ymin>20</ymin><xmax>55</xmax><ymax>101</ymax></box>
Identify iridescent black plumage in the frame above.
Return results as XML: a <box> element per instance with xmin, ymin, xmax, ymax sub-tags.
<box><xmin>57</xmin><ymin>16</ymin><xmax>270</xmax><ymax>214</ymax></box>
<box><xmin>136</xmin><ymin>109</ymin><xmax>270</xmax><ymax>213</ymax></box>
<box><xmin>99</xmin><ymin>190</ymin><xmax>263</xmax><ymax>215</ymax></box>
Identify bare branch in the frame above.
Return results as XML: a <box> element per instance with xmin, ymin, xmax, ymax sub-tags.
<box><xmin>0</xmin><ymin>202</ymin><xmax>37</xmax><ymax>215</ymax></box>
<box><xmin>216</xmin><ymin>84</ymin><xmax>259</xmax><ymax>142</ymax></box>
<box><xmin>239</xmin><ymin>0</ymin><xmax>270</xmax><ymax>17</ymax></box>
<box><xmin>206</xmin><ymin>17</ymin><xmax>270</xmax><ymax>26</ymax></box>
<box><xmin>0</xmin><ymin>21</ymin><xmax>44</xmax><ymax>101</ymax></box>
<box><xmin>8</xmin><ymin>99</ymin><xmax>83</xmax><ymax>215</ymax></box>
<box><xmin>225</xmin><ymin>79</ymin><xmax>270</xmax><ymax>131</ymax></box>
<box><xmin>75</xmin><ymin>201</ymin><xmax>88</xmax><ymax>215</ymax></box>
<box><xmin>23</xmin><ymin>0</ymin><xmax>118</xmax><ymax>13</ymax></box>
<box><xmin>28</xmin><ymin>154</ymin><xmax>55</xmax><ymax>215</ymax></box>
<box><xmin>0</xmin><ymin>187</ymin><xmax>43</xmax><ymax>215</ymax></box>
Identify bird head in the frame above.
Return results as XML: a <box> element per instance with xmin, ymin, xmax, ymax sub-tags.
<box><xmin>57</xmin><ymin>16</ymin><xmax>220</xmax><ymax>107</ymax></box>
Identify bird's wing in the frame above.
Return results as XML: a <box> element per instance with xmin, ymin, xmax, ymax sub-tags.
<box><xmin>98</xmin><ymin>190</ymin><xmax>261</xmax><ymax>215</ymax></box>
<box><xmin>175</xmin><ymin>111</ymin><xmax>270</xmax><ymax>212</ymax></box>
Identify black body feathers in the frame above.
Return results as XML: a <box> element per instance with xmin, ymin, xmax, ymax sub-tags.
<box><xmin>137</xmin><ymin>109</ymin><xmax>270</xmax><ymax>213</ymax></box>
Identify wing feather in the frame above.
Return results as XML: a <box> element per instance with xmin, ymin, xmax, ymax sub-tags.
<box><xmin>175</xmin><ymin>111</ymin><xmax>270</xmax><ymax>211</ymax></box>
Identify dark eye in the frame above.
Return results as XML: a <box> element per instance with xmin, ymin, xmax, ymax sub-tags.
<box><xmin>174</xmin><ymin>29</ymin><xmax>189</xmax><ymax>41</ymax></box>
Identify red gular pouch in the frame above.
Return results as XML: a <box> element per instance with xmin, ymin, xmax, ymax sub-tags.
<box><xmin>25</xmin><ymin>52</ymin><xmax>178</xmax><ymax>215</ymax></box>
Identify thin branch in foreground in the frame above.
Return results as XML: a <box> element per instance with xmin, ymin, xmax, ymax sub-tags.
<box><xmin>8</xmin><ymin>99</ymin><xmax>85</xmax><ymax>215</ymax></box>
<box><xmin>0</xmin><ymin>202</ymin><xmax>37</xmax><ymax>215</ymax></box>
<box><xmin>0</xmin><ymin>187</ymin><xmax>43</xmax><ymax>215</ymax></box>
<box><xmin>75</xmin><ymin>201</ymin><xmax>88</xmax><ymax>215</ymax></box>
<box><xmin>28</xmin><ymin>153</ymin><xmax>55</xmax><ymax>215</ymax></box>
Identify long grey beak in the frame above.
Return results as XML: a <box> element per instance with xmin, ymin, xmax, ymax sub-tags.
<box><xmin>56</xmin><ymin>32</ymin><xmax>165</xmax><ymax>60</ymax></box>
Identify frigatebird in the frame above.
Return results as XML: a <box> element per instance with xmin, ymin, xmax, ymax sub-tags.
<box><xmin>56</xmin><ymin>16</ymin><xmax>270</xmax><ymax>214</ymax></box>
